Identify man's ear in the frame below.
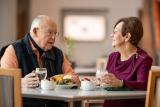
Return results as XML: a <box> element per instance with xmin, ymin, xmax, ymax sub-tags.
<box><xmin>125</xmin><ymin>33</ymin><xmax>131</xmax><ymax>42</ymax></box>
<box><xmin>33</xmin><ymin>28</ymin><xmax>38</xmax><ymax>36</ymax></box>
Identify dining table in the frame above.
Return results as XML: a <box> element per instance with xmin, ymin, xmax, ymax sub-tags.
<box><xmin>22</xmin><ymin>87</ymin><xmax>146</xmax><ymax>107</ymax></box>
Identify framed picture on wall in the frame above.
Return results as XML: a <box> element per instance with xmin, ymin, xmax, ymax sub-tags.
<box><xmin>61</xmin><ymin>9</ymin><xmax>108</xmax><ymax>42</ymax></box>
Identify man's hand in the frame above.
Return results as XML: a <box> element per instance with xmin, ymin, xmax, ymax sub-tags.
<box><xmin>22</xmin><ymin>71</ymin><xmax>39</xmax><ymax>88</ymax></box>
<box><xmin>71</xmin><ymin>75</ymin><xmax>80</xmax><ymax>85</ymax></box>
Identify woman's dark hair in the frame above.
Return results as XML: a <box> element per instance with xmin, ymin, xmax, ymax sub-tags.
<box><xmin>114</xmin><ymin>17</ymin><xmax>143</xmax><ymax>46</ymax></box>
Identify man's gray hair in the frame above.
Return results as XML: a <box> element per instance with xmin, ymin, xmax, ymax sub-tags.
<box><xmin>30</xmin><ymin>15</ymin><xmax>50</xmax><ymax>33</ymax></box>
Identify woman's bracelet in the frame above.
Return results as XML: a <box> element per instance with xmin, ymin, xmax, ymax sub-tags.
<box><xmin>120</xmin><ymin>80</ymin><xmax>124</xmax><ymax>87</ymax></box>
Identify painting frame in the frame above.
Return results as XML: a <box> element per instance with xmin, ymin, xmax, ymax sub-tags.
<box><xmin>61</xmin><ymin>9</ymin><xmax>108</xmax><ymax>42</ymax></box>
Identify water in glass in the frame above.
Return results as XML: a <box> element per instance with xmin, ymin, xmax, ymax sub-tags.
<box><xmin>96</xmin><ymin>69</ymin><xmax>108</xmax><ymax>87</ymax></box>
<box><xmin>96</xmin><ymin>69</ymin><xmax>108</xmax><ymax>80</ymax></box>
<box><xmin>36</xmin><ymin>68</ymin><xmax>47</xmax><ymax>81</ymax></box>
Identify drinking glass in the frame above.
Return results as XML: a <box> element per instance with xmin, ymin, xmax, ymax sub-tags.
<box><xmin>35</xmin><ymin>68</ymin><xmax>47</xmax><ymax>82</ymax></box>
<box><xmin>96</xmin><ymin>69</ymin><xmax>108</xmax><ymax>79</ymax></box>
<box><xmin>96</xmin><ymin>69</ymin><xmax>108</xmax><ymax>87</ymax></box>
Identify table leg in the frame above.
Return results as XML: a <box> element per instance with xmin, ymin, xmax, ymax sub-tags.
<box><xmin>68</xmin><ymin>101</ymin><xmax>74</xmax><ymax>107</ymax></box>
<box><xmin>68</xmin><ymin>101</ymin><xmax>82</xmax><ymax>107</ymax></box>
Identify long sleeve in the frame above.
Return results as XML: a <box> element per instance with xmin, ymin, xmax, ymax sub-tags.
<box><xmin>62</xmin><ymin>55</ymin><xmax>80</xmax><ymax>84</ymax></box>
<box><xmin>106</xmin><ymin>49</ymin><xmax>152</xmax><ymax>90</ymax></box>
<box><xmin>124</xmin><ymin>57</ymin><xmax>152</xmax><ymax>90</ymax></box>
<box><xmin>1</xmin><ymin>45</ymin><xmax>19</xmax><ymax>68</ymax></box>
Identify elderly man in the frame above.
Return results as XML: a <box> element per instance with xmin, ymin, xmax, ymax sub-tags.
<box><xmin>1</xmin><ymin>15</ymin><xmax>80</xmax><ymax>107</ymax></box>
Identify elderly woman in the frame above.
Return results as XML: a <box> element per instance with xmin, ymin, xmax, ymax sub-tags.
<box><xmin>102</xmin><ymin>17</ymin><xmax>152</xmax><ymax>107</ymax></box>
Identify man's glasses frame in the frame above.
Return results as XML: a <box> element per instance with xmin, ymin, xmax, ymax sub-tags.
<box><xmin>37</xmin><ymin>28</ymin><xmax>60</xmax><ymax>37</ymax></box>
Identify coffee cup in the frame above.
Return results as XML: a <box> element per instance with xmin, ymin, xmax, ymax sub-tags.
<box><xmin>41</xmin><ymin>80</ymin><xmax>55</xmax><ymax>90</ymax></box>
<box><xmin>81</xmin><ymin>80</ymin><xmax>95</xmax><ymax>91</ymax></box>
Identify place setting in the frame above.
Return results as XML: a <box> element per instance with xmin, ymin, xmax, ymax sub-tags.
<box><xmin>50</xmin><ymin>74</ymin><xmax>78</xmax><ymax>89</ymax></box>
<box><xmin>35</xmin><ymin>68</ymin><xmax>55</xmax><ymax>90</ymax></box>
<box><xmin>35</xmin><ymin>68</ymin><xmax>78</xmax><ymax>90</ymax></box>
<box><xmin>80</xmin><ymin>69</ymin><xmax>115</xmax><ymax>91</ymax></box>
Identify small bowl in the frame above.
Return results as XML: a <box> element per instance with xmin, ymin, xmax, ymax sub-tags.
<box><xmin>41</xmin><ymin>80</ymin><xmax>55</xmax><ymax>90</ymax></box>
<box><xmin>80</xmin><ymin>80</ymin><xmax>95</xmax><ymax>91</ymax></box>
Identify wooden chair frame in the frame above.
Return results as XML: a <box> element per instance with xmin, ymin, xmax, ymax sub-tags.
<box><xmin>0</xmin><ymin>68</ymin><xmax>22</xmax><ymax>107</ymax></box>
<box><xmin>145</xmin><ymin>66</ymin><xmax>160</xmax><ymax>107</ymax></box>
<box><xmin>83</xmin><ymin>100</ymin><xmax>104</xmax><ymax>107</ymax></box>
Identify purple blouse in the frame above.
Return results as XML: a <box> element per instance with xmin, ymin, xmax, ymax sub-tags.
<box><xmin>103</xmin><ymin>48</ymin><xmax>152</xmax><ymax>107</ymax></box>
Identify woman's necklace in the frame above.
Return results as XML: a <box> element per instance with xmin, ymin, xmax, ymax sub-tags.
<box><xmin>121</xmin><ymin>49</ymin><xmax>137</xmax><ymax>61</ymax></box>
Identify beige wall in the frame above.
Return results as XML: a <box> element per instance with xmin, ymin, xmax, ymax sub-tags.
<box><xmin>0</xmin><ymin>0</ymin><xmax>143</xmax><ymax>67</ymax></box>
<box><xmin>0</xmin><ymin>0</ymin><xmax>17</xmax><ymax>48</ymax></box>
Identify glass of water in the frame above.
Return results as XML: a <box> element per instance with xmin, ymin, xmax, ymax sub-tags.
<box><xmin>35</xmin><ymin>68</ymin><xmax>47</xmax><ymax>82</ymax></box>
<box><xmin>96</xmin><ymin>69</ymin><xmax>108</xmax><ymax>79</ymax></box>
<box><xmin>96</xmin><ymin>69</ymin><xmax>108</xmax><ymax>87</ymax></box>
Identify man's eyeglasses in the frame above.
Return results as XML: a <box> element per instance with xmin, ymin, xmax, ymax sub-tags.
<box><xmin>44</xmin><ymin>31</ymin><xmax>59</xmax><ymax>37</ymax></box>
<box><xmin>38</xmin><ymin>29</ymin><xmax>59</xmax><ymax>37</ymax></box>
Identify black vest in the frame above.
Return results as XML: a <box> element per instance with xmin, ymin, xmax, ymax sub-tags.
<box><xmin>12</xmin><ymin>34</ymin><xmax>63</xmax><ymax>78</ymax></box>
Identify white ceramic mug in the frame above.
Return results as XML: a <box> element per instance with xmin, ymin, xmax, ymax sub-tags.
<box><xmin>81</xmin><ymin>80</ymin><xmax>95</xmax><ymax>91</ymax></box>
<box><xmin>41</xmin><ymin>80</ymin><xmax>55</xmax><ymax>90</ymax></box>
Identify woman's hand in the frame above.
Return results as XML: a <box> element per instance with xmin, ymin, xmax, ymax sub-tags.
<box><xmin>101</xmin><ymin>73</ymin><xmax>123</xmax><ymax>87</ymax></box>
<box><xmin>21</xmin><ymin>71</ymin><xmax>39</xmax><ymax>88</ymax></box>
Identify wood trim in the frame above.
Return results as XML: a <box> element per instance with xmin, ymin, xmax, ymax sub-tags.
<box><xmin>68</xmin><ymin>101</ymin><xmax>74</xmax><ymax>107</ymax></box>
<box><xmin>141</xmin><ymin>0</ymin><xmax>158</xmax><ymax>64</ymax></box>
<box><xmin>0</xmin><ymin>68</ymin><xmax>22</xmax><ymax>107</ymax></box>
<box><xmin>153</xmin><ymin>0</ymin><xmax>160</xmax><ymax>48</ymax></box>
<box><xmin>83</xmin><ymin>100</ymin><xmax>104</xmax><ymax>107</ymax></box>
<box><xmin>17</xmin><ymin>0</ymin><xmax>30</xmax><ymax>39</ymax></box>
<box><xmin>145</xmin><ymin>66</ymin><xmax>160</xmax><ymax>107</ymax></box>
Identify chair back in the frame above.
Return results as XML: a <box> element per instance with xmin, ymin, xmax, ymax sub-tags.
<box><xmin>145</xmin><ymin>66</ymin><xmax>160</xmax><ymax>107</ymax></box>
<box><xmin>0</xmin><ymin>68</ymin><xmax>22</xmax><ymax>107</ymax></box>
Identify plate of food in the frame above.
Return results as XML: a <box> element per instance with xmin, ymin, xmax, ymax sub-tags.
<box><xmin>50</xmin><ymin>74</ymin><xmax>77</xmax><ymax>89</ymax></box>
<box><xmin>56</xmin><ymin>84</ymin><xmax>77</xmax><ymax>89</ymax></box>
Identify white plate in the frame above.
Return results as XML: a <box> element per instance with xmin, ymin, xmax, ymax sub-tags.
<box><xmin>100</xmin><ymin>83</ymin><xmax>113</xmax><ymax>88</ymax></box>
<box><xmin>80</xmin><ymin>86</ymin><xmax>96</xmax><ymax>91</ymax></box>
<box><xmin>55</xmin><ymin>84</ymin><xmax>77</xmax><ymax>89</ymax></box>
